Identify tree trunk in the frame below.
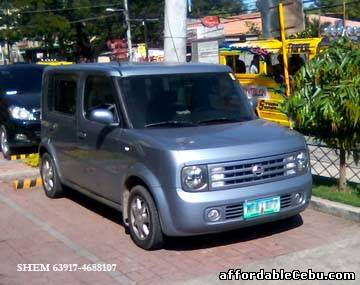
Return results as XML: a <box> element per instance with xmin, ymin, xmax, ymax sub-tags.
<box><xmin>339</xmin><ymin>148</ymin><xmax>347</xmax><ymax>192</ymax></box>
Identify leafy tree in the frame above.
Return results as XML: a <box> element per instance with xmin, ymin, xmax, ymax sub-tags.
<box><xmin>303</xmin><ymin>16</ymin><xmax>331</xmax><ymax>37</ymax></box>
<box><xmin>190</xmin><ymin>0</ymin><xmax>245</xmax><ymax>17</ymax></box>
<box><xmin>282</xmin><ymin>37</ymin><xmax>360</xmax><ymax>192</ymax></box>
<box><xmin>1</xmin><ymin>0</ymin><xmax>245</xmax><ymax>60</ymax></box>
<box><xmin>314</xmin><ymin>0</ymin><xmax>360</xmax><ymax>21</ymax></box>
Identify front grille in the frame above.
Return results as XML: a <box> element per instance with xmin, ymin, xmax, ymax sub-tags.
<box><xmin>280</xmin><ymin>194</ymin><xmax>292</xmax><ymax>209</ymax></box>
<box><xmin>225</xmin><ymin>204</ymin><xmax>243</xmax><ymax>220</ymax></box>
<box><xmin>209</xmin><ymin>154</ymin><xmax>294</xmax><ymax>190</ymax></box>
<box><xmin>33</xmin><ymin>110</ymin><xmax>41</xmax><ymax>120</ymax></box>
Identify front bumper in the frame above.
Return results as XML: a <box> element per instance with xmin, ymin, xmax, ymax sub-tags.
<box><xmin>5</xmin><ymin>119</ymin><xmax>40</xmax><ymax>148</ymax></box>
<box><xmin>159</xmin><ymin>172</ymin><xmax>312</xmax><ymax>236</ymax></box>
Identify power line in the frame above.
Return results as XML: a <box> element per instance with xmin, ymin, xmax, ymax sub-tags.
<box><xmin>305</xmin><ymin>0</ymin><xmax>360</xmax><ymax>11</ymax></box>
<box><xmin>1</xmin><ymin>3</ymin><xmax>121</xmax><ymax>14</ymax></box>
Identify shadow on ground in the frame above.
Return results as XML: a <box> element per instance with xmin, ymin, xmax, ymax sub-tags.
<box><xmin>10</xmin><ymin>146</ymin><xmax>38</xmax><ymax>156</ymax></box>
<box><xmin>64</xmin><ymin>186</ymin><xmax>304</xmax><ymax>250</ymax></box>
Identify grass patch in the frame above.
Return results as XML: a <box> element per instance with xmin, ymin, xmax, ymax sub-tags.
<box><xmin>312</xmin><ymin>176</ymin><xmax>360</xmax><ymax>207</ymax></box>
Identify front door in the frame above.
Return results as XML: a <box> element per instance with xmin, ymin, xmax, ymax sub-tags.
<box><xmin>75</xmin><ymin>75</ymin><xmax>131</xmax><ymax>203</ymax></box>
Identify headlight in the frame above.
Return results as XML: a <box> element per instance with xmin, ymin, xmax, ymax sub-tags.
<box><xmin>285</xmin><ymin>151</ymin><xmax>309</xmax><ymax>175</ymax></box>
<box><xmin>181</xmin><ymin>165</ymin><xmax>208</xmax><ymax>191</ymax></box>
<box><xmin>296</xmin><ymin>151</ymin><xmax>309</xmax><ymax>171</ymax></box>
<box><xmin>9</xmin><ymin>106</ymin><xmax>36</xmax><ymax>121</ymax></box>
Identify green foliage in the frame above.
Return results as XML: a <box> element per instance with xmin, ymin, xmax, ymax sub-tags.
<box><xmin>1</xmin><ymin>0</ymin><xmax>245</xmax><ymax>60</ymax></box>
<box><xmin>25</xmin><ymin>153</ymin><xmax>40</xmax><ymax>168</ymax></box>
<box><xmin>282</xmin><ymin>37</ymin><xmax>360</xmax><ymax>158</ymax></box>
<box><xmin>191</xmin><ymin>0</ymin><xmax>244</xmax><ymax>17</ymax></box>
<box><xmin>315</xmin><ymin>0</ymin><xmax>360</xmax><ymax>21</ymax></box>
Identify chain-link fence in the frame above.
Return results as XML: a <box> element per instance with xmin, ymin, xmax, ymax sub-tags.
<box><xmin>306</xmin><ymin>137</ymin><xmax>360</xmax><ymax>183</ymax></box>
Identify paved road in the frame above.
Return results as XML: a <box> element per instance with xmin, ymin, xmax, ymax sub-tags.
<box><xmin>0</xmin><ymin>156</ymin><xmax>359</xmax><ymax>285</ymax></box>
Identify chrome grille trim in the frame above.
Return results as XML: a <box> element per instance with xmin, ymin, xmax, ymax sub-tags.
<box><xmin>209</xmin><ymin>153</ymin><xmax>296</xmax><ymax>190</ymax></box>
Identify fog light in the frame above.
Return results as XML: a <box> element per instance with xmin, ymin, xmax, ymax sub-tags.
<box><xmin>286</xmin><ymin>169</ymin><xmax>296</xmax><ymax>175</ymax></box>
<box><xmin>294</xmin><ymin>193</ymin><xmax>304</xmax><ymax>204</ymax></box>
<box><xmin>207</xmin><ymin>209</ymin><xmax>221</xmax><ymax>222</ymax></box>
<box><xmin>15</xmin><ymin>134</ymin><xmax>28</xmax><ymax>141</ymax></box>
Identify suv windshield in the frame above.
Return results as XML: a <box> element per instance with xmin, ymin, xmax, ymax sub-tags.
<box><xmin>120</xmin><ymin>73</ymin><xmax>254</xmax><ymax>128</ymax></box>
<box><xmin>0</xmin><ymin>66</ymin><xmax>44</xmax><ymax>94</ymax></box>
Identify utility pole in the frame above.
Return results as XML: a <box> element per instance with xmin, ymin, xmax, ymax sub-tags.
<box><xmin>342</xmin><ymin>0</ymin><xmax>346</xmax><ymax>28</ymax></box>
<box><xmin>318</xmin><ymin>0</ymin><xmax>322</xmax><ymax>37</ymax></box>
<box><xmin>123</xmin><ymin>0</ymin><xmax>133</xmax><ymax>61</ymax></box>
<box><xmin>164</xmin><ymin>0</ymin><xmax>187</xmax><ymax>62</ymax></box>
<box><xmin>143</xmin><ymin>20</ymin><xmax>149</xmax><ymax>61</ymax></box>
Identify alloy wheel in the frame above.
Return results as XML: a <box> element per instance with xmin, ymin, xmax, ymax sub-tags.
<box><xmin>0</xmin><ymin>130</ymin><xmax>9</xmax><ymax>155</ymax></box>
<box><xmin>130</xmin><ymin>196</ymin><xmax>151</xmax><ymax>240</ymax></box>
<box><xmin>42</xmin><ymin>159</ymin><xmax>55</xmax><ymax>192</ymax></box>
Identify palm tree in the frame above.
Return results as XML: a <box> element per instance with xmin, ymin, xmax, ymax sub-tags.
<box><xmin>282</xmin><ymin>37</ymin><xmax>360</xmax><ymax>191</ymax></box>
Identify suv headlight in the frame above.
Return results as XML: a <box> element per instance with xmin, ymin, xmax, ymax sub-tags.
<box><xmin>9</xmin><ymin>106</ymin><xmax>37</xmax><ymax>121</ymax></box>
<box><xmin>285</xmin><ymin>151</ymin><xmax>309</xmax><ymax>175</ymax></box>
<box><xmin>296</xmin><ymin>151</ymin><xmax>309</xmax><ymax>171</ymax></box>
<box><xmin>181</xmin><ymin>165</ymin><xmax>208</xmax><ymax>191</ymax></box>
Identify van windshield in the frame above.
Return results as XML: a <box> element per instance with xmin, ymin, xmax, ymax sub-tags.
<box><xmin>120</xmin><ymin>73</ymin><xmax>254</xmax><ymax>128</ymax></box>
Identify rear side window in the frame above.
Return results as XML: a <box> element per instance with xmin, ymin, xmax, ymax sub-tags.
<box><xmin>48</xmin><ymin>75</ymin><xmax>77</xmax><ymax>115</ymax></box>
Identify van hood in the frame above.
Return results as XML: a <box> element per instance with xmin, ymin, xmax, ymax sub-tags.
<box><xmin>4</xmin><ymin>92</ymin><xmax>40</xmax><ymax>110</ymax></box>
<box><xmin>130</xmin><ymin>119</ymin><xmax>306</xmax><ymax>164</ymax></box>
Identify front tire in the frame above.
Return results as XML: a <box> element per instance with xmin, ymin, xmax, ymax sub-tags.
<box><xmin>0</xmin><ymin>126</ymin><xmax>11</xmax><ymax>160</ymax></box>
<box><xmin>40</xmin><ymin>153</ymin><xmax>64</xmax><ymax>198</ymax></box>
<box><xmin>128</xmin><ymin>185</ymin><xmax>164</xmax><ymax>250</ymax></box>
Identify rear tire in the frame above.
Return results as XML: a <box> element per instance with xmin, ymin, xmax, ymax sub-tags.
<box><xmin>0</xmin><ymin>126</ymin><xmax>11</xmax><ymax>160</ymax></box>
<box><xmin>40</xmin><ymin>153</ymin><xmax>64</xmax><ymax>198</ymax></box>
<box><xmin>128</xmin><ymin>185</ymin><xmax>164</xmax><ymax>250</ymax></box>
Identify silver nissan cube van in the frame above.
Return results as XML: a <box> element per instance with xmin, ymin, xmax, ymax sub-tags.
<box><xmin>40</xmin><ymin>63</ymin><xmax>312</xmax><ymax>250</ymax></box>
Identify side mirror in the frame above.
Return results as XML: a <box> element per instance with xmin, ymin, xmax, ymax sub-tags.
<box><xmin>89</xmin><ymin>109</ymin><xmax>117</xmax><ymax>125</ymax></box>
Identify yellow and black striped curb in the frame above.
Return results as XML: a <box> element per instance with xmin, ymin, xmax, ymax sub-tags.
<box><xmin>10</xmin><ymin>153</ymin><xmax>36</xmax><ymax>161</ymax></box>
<box><xmin>14</xmin><ymin>177</ymin><xmax>43</xmax><ymax>190</ymax></box>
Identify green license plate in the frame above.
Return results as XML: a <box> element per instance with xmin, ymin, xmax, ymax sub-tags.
<box><xmin>243</xmin><ymin>196</ymin><xmax>280</xmax><ymax>219</ymax></box>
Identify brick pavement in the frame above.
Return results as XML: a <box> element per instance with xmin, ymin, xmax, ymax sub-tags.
<box><xmin>1</xmin><ymin>176</ymin><xmax>359</xmax><ymax>285</ymax></box>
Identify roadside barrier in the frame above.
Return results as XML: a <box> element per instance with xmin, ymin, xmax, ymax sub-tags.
<box><xmin>10</xmin><ymin>154</ymin><xmax>35</xmax><ymax>161</ymax></box>
<box><xmin>14</xmin><ymin>177</ymin><xmax>42</xmax><ymax>190</ymax></box>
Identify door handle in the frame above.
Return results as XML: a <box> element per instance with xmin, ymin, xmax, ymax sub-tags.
<box><xmin>77</xmin><ymin>131</ymin><xmax>87</xmax><ymax>139</ymax></box>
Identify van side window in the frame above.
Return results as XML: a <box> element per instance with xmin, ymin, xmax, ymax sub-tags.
<box><xmin>50</xmin><ymin>76</ymin><xmax>77</xmax><ymax>115</ymax></box>
<box><xmin>83</xmin><ymin>76</ymin><xmax>119</xmax><ymax>122</ymax></box>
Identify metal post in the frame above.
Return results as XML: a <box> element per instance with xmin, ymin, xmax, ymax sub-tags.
<box><xmin>343</xmin><ymin>0</ymin><xmax>346</xmax><ymax>28</ymax></box>
<box><xmin>164</xmin><ymin>0</ymin><xmax>187</xmax><ymax>62</ymax></box>
<box><xmin>123</xmin><ymin>0</ymin><xmax>132</xmax><ymax>61</ymax></box>
<box><xmin>279</xmin><ymin>2</ymin><xmax>291</xmax><ymax>96</ymax></box>
<box><xmin>318</xmin><ymin>0</ymin><xmax>321</xmax><ymax>37</ymax></box>
<box><xmin>143</xmin><ymin>20</ymin><xmax>149</xmax><ymax>61</ymax></box>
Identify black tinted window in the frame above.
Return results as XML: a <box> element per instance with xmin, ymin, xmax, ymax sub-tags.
<box><xmin>120</xmin><ymin>73</ymin><xmax>253</xmax><ymax>128</ymax></box>
<box><xmin>0</xmin><ymin>67</ymin><xmax>44</xmax><ymax>94</ymax></box>
<box><xmin>50</xmin><ymin>77</ymin><xmax>77</xmax><ymax>115</ymax></box>
<box><xmin>84</xmin><ymin>76</ymin><xmax>118</xmax><ymax>121</ymax></box>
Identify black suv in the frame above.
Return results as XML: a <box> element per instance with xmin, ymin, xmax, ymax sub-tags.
<box><xmin>0</xmin><ymin>64</ymin><xmax>45</xmax><ymax>159</ymax></box>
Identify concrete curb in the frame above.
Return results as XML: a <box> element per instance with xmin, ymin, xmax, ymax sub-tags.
<box><xmin>14</xmin><ymin>177</ymin><xmax>42</xmax><ymax>190</ymax></box>
<box><xmin>0</xmin><ymin>168</ymin><xmax>40</xmax><ymax>181</ymax></box>
<box><xmin>310</xmin><ymin>196</ymin><xmax>360</xmax><ymax>223</ymax></box>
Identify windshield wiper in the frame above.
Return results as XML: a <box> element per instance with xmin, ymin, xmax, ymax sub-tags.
<box><xmin>144</xmin><ymin>121</ymin><xmax>198</xmax><ymax>128</ymax></box>
<box><xmin>197</xmin><ymin>118</ymin><xmax>243</xmax><ymax>125</ymax></box>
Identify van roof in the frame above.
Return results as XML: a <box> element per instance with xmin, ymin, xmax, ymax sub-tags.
<box><xmin>44</xmin><ymin>62</ymin><xmax>232</xmax><ymax>77</ymax></box>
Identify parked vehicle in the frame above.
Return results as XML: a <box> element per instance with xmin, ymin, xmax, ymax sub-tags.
<box><xmin>220</xmin><ymin>38</ymin><xmax>323</xmax><ymax>127</ymax></box>
<box><xmin>0</xmin><ymin>64</ymin><xmax>46</xmax><ymax>159</ymax></box>
<box><xmin>40</xmin><ymin>63</ymin><xmax>312</xmax><ymax>250</ymax></box>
